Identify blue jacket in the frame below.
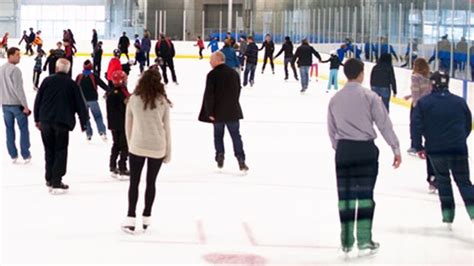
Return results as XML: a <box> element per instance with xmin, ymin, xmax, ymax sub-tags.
<box><xmin>411</xmin><ymin>90</ymin><xmax>472</xmax><ymax>155</ymax></box>
<box><xmin>208</xmin><ymin>40</ymin><xmax>219</xmax><ymax>53</ymax></box>
<box><xmin>141</xmin><ymin>37</ymin><xmax>151</xmax><ymax>52</ymax></box>
<box><xmin>221</xmin><ymin>47</ymin><xmax>240</xmax><ymax>68</ymax></box>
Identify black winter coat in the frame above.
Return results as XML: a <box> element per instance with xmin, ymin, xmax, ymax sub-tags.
<box><xmin>198</xmin><ymin>64</ymin><xmax>243</xmax><ymax>123</ymax></box>
<box><xmin>34</xmin><ymin>73</ymin><xmax>89</xmax><ymax>131</ymax></box>
<box><xmin>274</xmin><ymin>41</ymin><xmax>294</xmax><ymax>58</ymax></box>
<box><xmin>260</xmin><ymin>40</ymin><xmax>275</xmax><ymax>55</ymax></box>
<box><xmin>76</xmin><ymin>73</ymin><xmax>109</xmax><ymax>102</ymax></box>
<box><xmin>370</xmin><ymin>63</ymin><xmax>397</xmax><ymax>95</ymax></box>
<box><xmin>106</xmin><ymin>85</ymin><xmax>129</xmax><ymax>130</ymax></box>
<box><xmin>245</xmin><ymin>42</ymin><xmax>259</xmax><ymax>65</ymax></box>
<box><xmin>292</xmin><ymin>44</ymin><xmax>322</xmax><ymax>67</ymax></box>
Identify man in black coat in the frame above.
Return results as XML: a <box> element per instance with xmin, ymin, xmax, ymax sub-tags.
<box><xmin>34</xmin><ymin>58</ymin><xmax>89</xmax><ymax>194</ymax></box>
<box><xmin>243</xmin><ymin>36</ymin><xmax>258</xmax><ymax>87</ymax></box>
<box><xmin>118</xmin><ymin>32</ymin><xmax>130</xmax><ymax>60</ymax></box>
<box><xmin>292</xmin><ymin>39</ymin><xmax>322</xmax><ymax>93</ymax></box>
<box><xmin>274</xmin><ymin>36</ymin><xmax>298</xmax><ymax>81</ymax></box>
<box><xmin>155</xmin><ymin>34</ymin><xmax>178</xmax><ymax>85</ymax></box>
<box><xmin>411</xmin><ymin>71</ymin><xmax>474</xmax><ymax>226</ymax></box>
<box><xmin>259</xmin><ymin>34</ymin><xmax>275</xmax><ymax>74</ymax></box>
<box><xmin>198</xmin><ymin>52</ymin><xmax>249</xmax><ymax>172</ymax></box>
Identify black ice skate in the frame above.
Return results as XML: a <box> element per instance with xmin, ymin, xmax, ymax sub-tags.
<box><xmin>50</xmin><ymin>182</ymin><xmax>69</xmax><ymax>195</ymax></box>
<box><xmin>358</xmin><ymin>241</ymin><xmax>380</xmax><ymax>256</ymax></box>
<box><xmin>239</xmin><ymin>161</ymin><xmax>249</xmax><ymax>172</ymax></box>
<box><xmin>216</xmin><ymin>154</ymin><xmax>224</xmax><ymax>169</ymax></box>
<box><xmin>119</xmin><ymin>169</ymin><xmax>130</xmax><ymax>180</ymax></box>
<box><xmin>142</xmin><ymin>216</ymin><xmax>151</xmax><ymax>231</ymax></box>
<box><xmin>121</xmin><ymin>217</ymin><xmax>136</xmax><ymax>234</ymax></box>
<box><xmin>110</xmin><ymin>168</ymin><xmax>119</xmax><ymax>178</ymax></box>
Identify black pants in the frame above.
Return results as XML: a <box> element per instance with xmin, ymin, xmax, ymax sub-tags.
<box><xmin>127</xmin><ymin>153</ymin><xmax>164</xmax><ymax>217</ymax></box>
<box><xmin>284</xmin><ymin>57</ymin><xmax>298</xmax><ymax>79</ymax></box>
<box><xmin>262</xmin><ymin>53</ymin><xmax>274</xmax><ymax>72</ymax></box>
<box><xmin>40</xmin><ymin>123</ymin><xmax>69</xmax><ymax>186</ymax></box>
<box><xmin>409</xmin><ymin>106</ymin><xmax>436</xmax><ymax>184</ymax></box>
<box><xmin>199</xmin><ymin>48</ymin><xmax>204</xmax><ymax>58</ymax></box>
<box><xmin>26</xmin><ymin>43</ymin><xmax>34</xmax><ymax>55</ymax></box>
<box><xmin>160</xmin><ymin>57</ymin><xmax>177</xmax><ymax>84</ymax></box>
<box><xmin>335</xmin><ymin>140</ymin><xmax>379</xmax><ymax>248</ymax></box>
<box><xmin>93</xmin><ymin>59</ymin><xmax>101</xmax><ymax>77</ymax></box>
<box><xmin>120</xmin><ymin>49</ymin><xmax>129</xmax><ymax>60</ymax></box>
<box><xmin>429</xmin><ymin>154</ymin><xmax>474</xmax><ymax>222</ymax></box>
<box><xmin>33</xmin><ymin>71</ymin><xmax>41</xmax><ymax>89</ymax></box>
<box><xmin>110</xmin><ymin>129</ymin><xmax>128</xmax><ymax>171</ymax></box>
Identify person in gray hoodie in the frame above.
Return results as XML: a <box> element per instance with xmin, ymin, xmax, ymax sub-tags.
<box><xmin>0</xmin><ymin>47</ymin><xmax>31</xmax><ymax>163</ymax></box>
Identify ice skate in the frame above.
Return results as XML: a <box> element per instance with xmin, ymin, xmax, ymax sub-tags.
<box><xmin>142</xmin><ymin>216</ymin><xmax>151</xmax><ymax>231</ymax></box>
<box><xmin>118</xmin><ymin>169</ymin><xmax>130</xmax><ymax>180</ymax></box>
<box><xmin>445</xmin><ymin>222</ymin><xmax>453</xmax><ymax>231</ymax></box>
<box><xmin>239</xmin><ymin>161</ymin><xmax>249</xmax><ymax>173</ymax></box>
<box><xmin>121</xmin><ymin>217</ymin><xmax>136</xmax><ymax>234</ymax></box>
<box><xmin>24</xmin><ymin>156</ymin><xmax>32</xmax><ymax>164</ymax></box>
<box><xmin>216</xmin><ymin>153</ymin><xmax>224</xmax><ymax>170</ymax></box>
<box><xmin>49</xmin><ymin>182</ymin><xmax>69</xmax><ymax>195</ymax></box>
<box><xmin>407</xmin><ymin>147</ymin><xmax>417</xmax><ymax>156</ymax></box>
<box><xmin>12</xmin><ymin>157</ymin><xmax>18</xmax><ymax>164</ymax></box>
<box><xmin>100</xmin><ymin>133</ymin><xmax>107</xmax><ymax>142</ymax></box>
<box><xmin>110</xmin><ymin>168</ymin><xmax>119</xmax><ymax>179</ymax></box>
<box><xmin>358</xmin><ymin>241</ymin><xmax>380</xmax><ymax>257</ymax></box>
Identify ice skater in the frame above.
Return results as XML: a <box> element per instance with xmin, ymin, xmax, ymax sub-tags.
<box><xmin>33</xmin><ymin>49</ymin><xmax>45</xmax><ymax>91</ymax></box>
<box><xmin>76</xmin><ymin>60</ymin><xmax>110</xmax><ymax>142</ymax></box>
<box><xmin>328</xmin><ymin>58</ymin><xmax>401</xmax><ymax>255</ymax></box>
<box><xmin>34</xmin><ymin>58</ymin><xmax>89</xmax><ymax>194</ymax></box>
<box><xmin>118</xmin><ymin>32</ymin><xmax>130</xmax><ymax>60</ymax></box>
<box><xmin>274</xmin><ymin>36</ymin><xmax>298</xmax><ymax>81</ymax></box>
<box><xmin>403</xmin><ymin>58</ymin><xmax>436</xmax><ymax>193</ymax></box>
<box><xmin>0</xmin><ymin>47</ymin><xmax>32</xmax><ymax>164</ymax></box>
<box><xmin>121</xmin><ymin>69</ymin><xmax>172</xmax><ymax>234</ymax></box>
<box><xmin>292</xmin><ymin>38</ymin><xmax>322</xmax><ymax>93</ymax></box>
<box><xmin>321</xmin><ymin>50</ymin><xmax>343</xmax><ymax>92</ymax></box>
<box><xmin>155</xmin><ymin>34</ymin><xmax>178</xmax><ymax>85</ymax></box>
<box><xmin>259</xmin><ymin>34</ymin><xmax>275</xmax><ymax>74</ymax></box>
<box><xmin>370</xmin><ymin>54</ymin><xmax>397</xmax><ymax>112</ymax></box>
<box><xmin>194</xmin><ymin>36</ymin><xmax>205</xmax><ymax>59</ymax></box>
<box><xmin>198</xmin><ymin>52</ymin><xmax>249</xmax><ymax>172</ymax></box>
<box><xmin>243</xmin><ymin>36</ymin><xmax>258</xmax><ymax>87</ymax></box>
<box><xmin>411</xmin><ymin>71</ymin><xmax>474</xmax><ymax>228</ymax></box>
<box><xmin>106</xmin><ymin>70</ymin><xmax>131</xmax><ymax>179</ymax></box>
<box><xmin>208</xmin><ymin>36</ymin><xmax>219</xmax><ymax>53</ymax></box>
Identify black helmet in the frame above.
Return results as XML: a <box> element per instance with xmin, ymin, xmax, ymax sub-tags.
<box><xmin>430</xmin><ymin>71</ymin><xmax>450</xmax><ymax>91</ymax></box>
<box><xmin>113</xmin><ymin>49</ymin><xmax>121</xmax><ymax>57</ymax></box>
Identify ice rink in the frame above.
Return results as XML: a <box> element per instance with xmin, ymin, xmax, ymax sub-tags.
<box><xmin>1</xmin><ymin>54</ymin><xmax>474</xmax><ymax>265</ymax></box>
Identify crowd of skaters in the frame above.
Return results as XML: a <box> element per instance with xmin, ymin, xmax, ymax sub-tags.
<box><xmin>0</xmin><ymin>26</ymin><xmax>473</xmax><ymax>257</ymax></box>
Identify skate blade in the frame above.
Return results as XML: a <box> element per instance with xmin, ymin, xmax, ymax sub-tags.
<box><xmin>357</xmin><ymin>248</ymin><xmax>379</xmax><ymax>257</ymax></box>
<box><xmin>121</xmin><ymin>227</ymin><xmax>136</xmax><ymax>235</ymax></box>
<box><xmin>118</xmin><ymin>175</ymin><xmax>130</xmax><ymax>181</ymax></box>
<box><xmin>49</xmin><ymin>189</ymin><xmax>68</xmax><ymax>195</ymax></box>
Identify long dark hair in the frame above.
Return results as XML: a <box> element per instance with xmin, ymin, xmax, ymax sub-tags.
<box><xmin>134</xmin><ymin>69</ymin><xmax>172</xmax><ymax>110</ymax></box>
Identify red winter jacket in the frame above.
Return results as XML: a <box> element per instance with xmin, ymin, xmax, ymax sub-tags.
<box><xmin>106</xmin><ymin>58</ymin><xmax>122</xmax><ymax>81</ymax></box>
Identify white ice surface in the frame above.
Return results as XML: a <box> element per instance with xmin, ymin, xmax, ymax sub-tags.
<box><xmin>1</xmin><ymin>54</ymin><xmax>473</xmax><ymax>265</ymax></box>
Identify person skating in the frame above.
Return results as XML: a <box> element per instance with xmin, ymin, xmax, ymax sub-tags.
<box><xmin>43</xmin><ymin>42</ymin><xmax>65</xmax><ymax>76</ymax></box>
<box><xmin>274</xmin><ymin>36</ymin><xmax>298</xmax><ymax>81</ymax></box>
<box><xmin>66</xmin><ymin>29</ymin><xmax>77</xmax><ymax>53</ymax></box>
<box><xmin>411</xmin><ymin>71</ymin><xmax>474</xmax><ymax>228</ymax></box>
<box><xmin>225</xmin><ymin>32</ymin><xmax>236</xmax><ymax>48</ymax></box>
<box><xmin>403</xmin><ymin>58</ymin><xmax>437</xmax><ymax>193</ymax></box>
<box><xmin>243</xmin><ymin>36</ymin><xmax>258</xmax><ymax>87</ymax></box>
<box><xmin>194</xmin><ymin>36</ymin><xmax>205</xmax><ymax>59</ymax></box>
<box><xmin>33</xmin><ymin>50</ymin><xmax>45</xmax><ymax>91</ymax></box>
<box><xmin>370</xmin><ymin>53</ymin><xmax>397</xmax><ymax>112</ymax></box>
<box><xmin>92</xmin><ymin>41</ymin><xmax>103</xmax><ymax>77</ymax></box>
<box><xmin>0</xmin><ymin>47</ymin><xmax>32</xmax><ymax>164</ymax></box>
<box><xmin>121</xmin><ymin>69</ymin><xmax>172</xmax><ymax>234</ymax></box>
<box><xmin>134</xmin><ymin>41</ymin><xmax>146</xmax><ymax>74</ymax></box>
<box><xmin>18</xmin><ymin>30</ymin><xmax>29</xmax><ymax>55</ymax></box>
<box><xmin>91</xmin><ymin>29</ymin><xmax>98</xmax><ymax>52</ymax></box>
<box><xmin>221</xmin><ymin>39</ymin><xmax>241</xmax><ymax>73</ymax></box>
<box><xmin>155</xmin><ymin>34</ymin><xmax>178</xmax><ymax>85</ymax></box>
<box><xmin>208</xmin><ymin>36</ymin><xmax>219</xmax><ymax>53</ymax></box>
<box><xmin>259</xmin><ymin>34</ymin><xmax>275</xmax><ymax>74</ymax></box>
<box><xmin>76</xmin><ymin>60</ymin><xmax>110</xmax><ymax>142</ymax></box>
<box><xmin>63</xmin><ymin>40</ymin><xmax>75</xmax><ymax>78</ymax></box>
<box><xmin>27</xmin><ymin>28</ymin><xmax>36</xmax><ymax>56</ymax></box>
<box><xmin>118</xmin><ymin>32</ymin><xmax>130</xmax><ymax>60</ymax></box>
<box><xmin>106</xmin><ymin>49</ymin><xmax>122</xmax><ymax>88</ymax></box>
<box><xmin>106</xmin><ymin>70</ymin><xmax>131</xmax><ymax>179</ymax></box>
<box><xmin>198</xmin><ymin>52</ymin><xmax>249</xmax><ymax>172</ymax></box>
<box><xmin>238</xmin><ymin>36</ymin><xmax>247</xmax><ymax>71</ymax></box>
<box><xmin>292</xmin><ymin>38</ymin><xmax>322</xmax><ymax>93</ymax></box>
<box><xmin>1</xmin><ymin>32</ymin><xmax>9</xmax><ymax>51</ymax></box>
<box><xmin>141</xmin><ymin>31</ymin><xmax>152</xmax><ymax>66</ymax></box>
<box><xmin>328</xmin><ymin>58</ymin><xmax>401</xmax><ymax>255</ymax></box>
<box><xmin>33</xmin><ymin>58</ymin><xmax>89</xmax><ymax>194</ymax></box>
<box><xmin>33</xmin><ymin>30</ymin><xmax>43</xmax><ymax>54</ymax></box>
<box><xmin>321</xmin><ymin>50</ymin><xmax>343</xmax><ymax>92</ymax></box>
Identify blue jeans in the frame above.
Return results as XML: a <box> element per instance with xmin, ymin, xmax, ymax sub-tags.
<box><xmin>328</xmin><ymin>69</ymin><xmax>339</xmax><ymax>90</ymax></box>
<box><xmin>371</xmin><ymin>86</ymin><xmax>391</xmax><ymax>112</ymax></box>
<box><xmin>243</xmin><ymin>63</ymin><xmax>256</xmax><ymax>86</ymax></box>
<box><xmin>429</xmin><ymin>154</ymin><xmax>474</xmax><ymax>222</ymax></box>
<box><xmin>299</xmin><ymin>66</ymin><xmax>310</xmax><ymax>91</ymax></box>
<box><xmin>2</xmin><ymin>105</ymin><xmax>31</xmax><ymax>159</ymax></box>
<box><xmin>85</xmin><ymin>101</ymin><xmax>106</xmax><ymax>137</ymax></box>
<box><xmin>213</xmin><ymin>121</ymin><xmax>245</xmax><ymax>162</ymax></box>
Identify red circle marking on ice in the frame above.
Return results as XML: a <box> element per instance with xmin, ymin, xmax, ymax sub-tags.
<box><xmin>203</xmin><ymin>253</ymin><xmax>266</xmax><ymax>265</ymax></box>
